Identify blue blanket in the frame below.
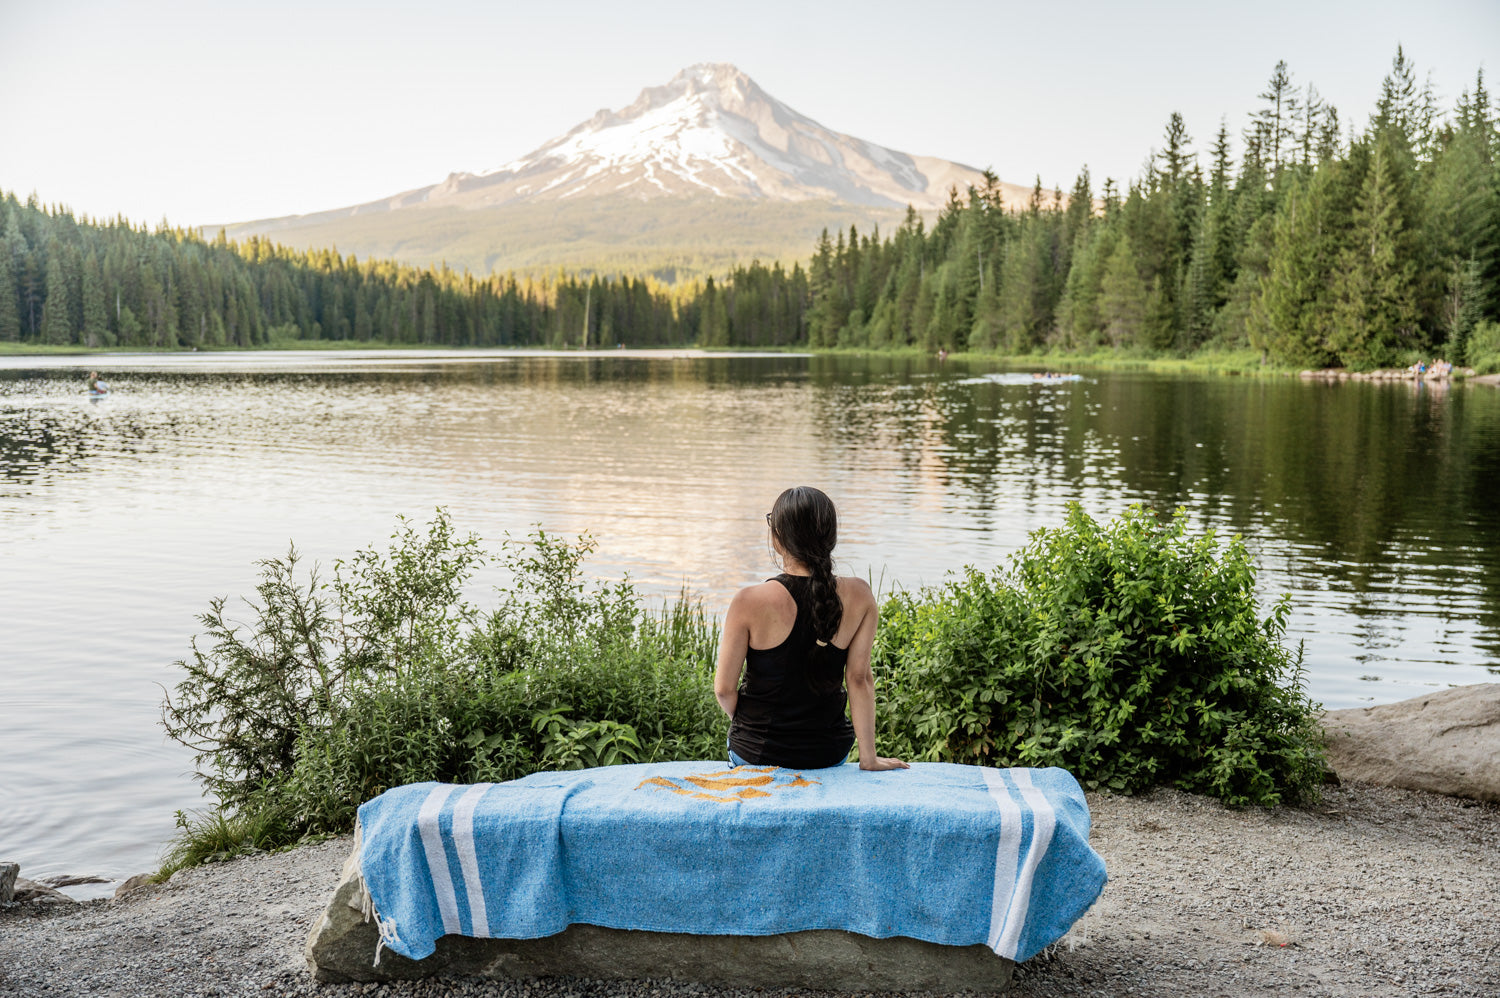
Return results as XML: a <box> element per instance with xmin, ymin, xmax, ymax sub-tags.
<box><xmin>357</xmin><ymin>761</ymin><xmax>1106</xmax><ymax>965</ymax></box>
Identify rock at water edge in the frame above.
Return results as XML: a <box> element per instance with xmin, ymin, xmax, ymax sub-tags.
<box><xmin>113</xmin><ymin>873</ymin><xmax>156</xmax><ymax>900</ymax></box>
<box><xmin>1319</xmin><ymin>683</ymin><xmax>1500</xmax><ymax>802</ymax></box>
<box><xmin>10</xmin><ymin>877</ymin><xmax>75</xmax><ymax>903</ymax></box>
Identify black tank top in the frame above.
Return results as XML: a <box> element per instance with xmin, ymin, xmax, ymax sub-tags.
<box><xmin>728</xmin><ymin>574</ymin><xmax>856</xmax><ymax>769</ymax></box>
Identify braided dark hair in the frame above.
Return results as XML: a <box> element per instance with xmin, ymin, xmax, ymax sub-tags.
<box><xmin>769</xmin><ymin>486</ymin><xmax>843</xmax><ymax>646</ymax></box>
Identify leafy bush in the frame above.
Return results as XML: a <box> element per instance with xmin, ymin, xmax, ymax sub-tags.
<box><xmin>160</xmin><ymin>513</ymin><xmax>485</xmax><ymax>811</ymax></box>
<box><xmin>162</xmin><ymin>511</ymin><xmax>723</xmax><ymax>846</ymax></box>
<box><xmin>1466</xmin><ymin>320</ymin><xmax>1500</xmax><ymax>374</ymax></box>
<box><xmin>872</xmin><ymin>503</ymin><xmax>1324</xmax><ymax>806</ymax></box>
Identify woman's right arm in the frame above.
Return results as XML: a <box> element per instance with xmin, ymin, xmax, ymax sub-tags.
<box><xmin>714</xmin><ymin>589</ymin><xmax>753</xmax><ymax>718</ymax></box>
<box><xmin>843</xmin><ymin>579</ymin><xmax>908</xmax><ymax>772</ymax></box>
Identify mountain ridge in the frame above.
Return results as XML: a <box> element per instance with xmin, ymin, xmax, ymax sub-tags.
<box><xmin>217</xmin><ymin>63</ymin><xmax>1043</xmax><ymax>279</ymax></box>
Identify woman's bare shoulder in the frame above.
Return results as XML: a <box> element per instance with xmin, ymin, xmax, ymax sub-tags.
<box><xmin>836</xmin><ymin>575</ymin><xmax>877</xmax><ymax>608</ymax></box>
<box><xmin>730</xmin><ymin>578</ymin><xmax>796</xmax><ymax>611</ymax></box>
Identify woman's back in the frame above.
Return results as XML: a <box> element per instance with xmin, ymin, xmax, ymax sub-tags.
<box><xmin>713</xmin><ymin>485</ymin><xmax>907</xmax><ymax>773</ymax></box>
<box><xmin>729</xmin><ymin>574</ymin><xmax>855</xmax><ymax>769</ymax></box>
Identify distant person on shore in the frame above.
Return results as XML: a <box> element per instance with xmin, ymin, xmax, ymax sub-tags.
<box><xmin>714</xmin><ymin>486</ymin><xmax>908</xmax><ymax>773</ymax></box>
<box><xmin>86</xmin><ymin>371</ymin><xmax>108</xmax><ymax>395</ymax></box>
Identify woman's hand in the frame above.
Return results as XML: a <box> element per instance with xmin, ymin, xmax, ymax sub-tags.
<box><xmin>859</xmin><ymin>756</ymin><xmax>910</xmax><ymax>771</ymax></box>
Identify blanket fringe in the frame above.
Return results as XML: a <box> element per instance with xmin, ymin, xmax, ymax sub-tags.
<box><xmin>373</xmin><ymin>913</ymin><xmax>401</xmax><ymax>967</ymax></box>
<box><xmin>351</xmin><ymin>820</ymin><xmax>401</xmax><ymax>968</ymax></box>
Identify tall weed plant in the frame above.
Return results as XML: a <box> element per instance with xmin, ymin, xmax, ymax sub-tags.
<box><xmin>873</xmin><ymin>503</ymin><xmax>1324</xmax><ymax>806</ymax></box>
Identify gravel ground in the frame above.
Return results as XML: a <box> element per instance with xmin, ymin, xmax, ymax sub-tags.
<box><xmin>2</xmin><ymin>781</ymin><xmax>1496</xmax><ymax>997</ymax></box>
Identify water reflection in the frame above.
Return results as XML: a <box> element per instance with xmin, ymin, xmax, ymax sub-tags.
<box><xmin>1</xmin><ymin>352</ymin><xmax>1497</xmax><ymax>881</ymax></box>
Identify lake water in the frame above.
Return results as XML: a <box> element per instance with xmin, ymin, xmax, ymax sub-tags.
<box><xmin>3</xmin><ymin>349</ymin><xmax>1498</xmax><ymax>886</ymax></box>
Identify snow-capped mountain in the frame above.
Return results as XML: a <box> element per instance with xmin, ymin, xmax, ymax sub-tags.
<box><xmin>219</xmin><ymin>64</ymin><xmax>1039</xmax><ymax>278</ymax></box>
<box><xmin>405</xmin><ymin>63</ymin><xmax>990</xmax><ymax>210</ymax></box>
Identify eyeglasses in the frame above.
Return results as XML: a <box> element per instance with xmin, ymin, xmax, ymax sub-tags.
<box><xmin>765</xmin><ymin>513</ymin><xmax>772</xmax><ymax>525</ymax></box>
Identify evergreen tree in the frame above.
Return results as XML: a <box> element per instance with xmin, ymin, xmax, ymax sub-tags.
<box><xmin>354</xmin><ymin>290</ymin><xmax>373</xmax><ymax>342</ymax></box>
<box><xmin>1454</xmin><ymin>69</ymin><xmax>1497</xmax><ymax>160</ymax></box>
<box><xmin>1101</xmin><ymin>178</ymin><xmax>1121</xmax><ymax>218</ymax></box>
<box><xmin>806</xmin><ymin>229</ymin><xmax>842</xmax><ymax>346</ymax></box>
<box><xmin>1254</xmin><ymin>60</ymin><xmax>1299</xmax><ymax>175</ymax></box>
<box><xmin>1143</xmin><ymin>275</ymin><xmax>1175</xmax><ymax>349</ymax></box>
<box><xmin>1061</xmin><ymin>167</ymin><xmax>1094</xmax><ymax>261</ymax></box>
<box><xmin>924</xmin><ymin>274</ymin><xmax>954</xmax><ymax>351</ymax></box>
<box><xmin>1445</xmin><ymin>256</ymin><xmax>1490</xmax><ymax>363</ymax></box>
<box><xmin>421</xmin><ymin>288</ymin><xmax>437</xmax><ymax>344</ymax></box>
<box><xmin>1247</xmin><ymin>162</ymin><xmax>1353</xmax><ymax>366</ymax></box>
<box><xmin>1423</xmin><ymin>127</ymin><xmax>1496</xmax><ymax>343</ymax></box>
<box><xmin>1296</xmin><ymin>83</ymin><xmax>1328</xmax><ymax>167</ymax></box>
<box><xmin>39</xmin><ymin>254</ymin><xmax>73</xmax><ymax>345</ymax></box>
<box><xmin>81</xmin><ymin>253</ymin><xmax>109</xmax><ymax>346</ymax></box>
<box><xmin>1182</xmin><ymin>122</ymin><xmax>1237</xmax><ymax>342</ymax></box>
<box><xmin>699</xmin><ymin>276</ymin><xmax>728</xmax><ymax>347</ymax></box>
<box><xmin>1099</xmin><ymin>234</ymin><xmax>1147</xmax><ymax>346</ymax></box>
<box><xmin>994</xmin><ymin>220</ymin><xmax>1054</xmax><ymax>352</ymax></box>
<box><xmin>0</xmin><ymin>250</ymin><xmax>18</xmax><ymax>342</ymax></box>
<box><xmin>1160</xmin><ymin>112</ymin><xmax>1194</xmax><ymax>185</ymax></box>
<box><xmin>1055</xmin><ymin>227</ymin><xmax>1111</xmax><ymax>347</ymax></box>
<box><xmin>1328</xmin><ymin>142</ymin><xmax>1420</xmax><ymax>367</ymax></box>
<box><xmin>1372</xmin><ymin>46</ymin><xmax>1430</xmax><ymax>157</ymax></box>
<box><xmin>118</xmin><ymin>306</ymin><xmax>143</xmax><ymax>342</ymax></box>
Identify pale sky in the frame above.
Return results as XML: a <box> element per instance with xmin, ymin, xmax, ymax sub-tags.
<box><xmin>2</xmin><ymin>0</ymin><xmax>1496</xmax><ymax>227</ymax></box>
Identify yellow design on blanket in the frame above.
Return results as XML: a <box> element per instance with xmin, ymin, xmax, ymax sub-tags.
<box><xmin>636</xmin><ymin>765</ymin><xmax>820</xmax><ymax>803</ymax></box>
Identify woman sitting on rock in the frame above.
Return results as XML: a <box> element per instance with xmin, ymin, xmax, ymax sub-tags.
<box><xmin>714</xmin><ymin>486</ymin><xmax>908</xmax><ymax>772</ymax></box>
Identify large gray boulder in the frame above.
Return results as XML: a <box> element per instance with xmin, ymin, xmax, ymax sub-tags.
<box><xmin>307</xmin><ymin>843</ymin><xmax>1013</xmax><ymax>991</ymax></box>
<box><xmin>0</xmin><ymin>863</ymin><xmax>17</xmax><ymax>903</ymax></box>
<box><xmin>1319</xmin><ymin>684</ymin><xmax>1500</xmax><ymax>802</ymax></box>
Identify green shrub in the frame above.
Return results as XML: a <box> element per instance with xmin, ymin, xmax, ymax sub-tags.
<box><xmin>162</xmin><ymin>512</ymin><xmax>724</xmax><ymax>850</ymax></box>
<box><xmin>160</xmin><ymin>512</ymin><xmax>485</xmax><ymax>812</ymax></box>
<box><xmin>1466</xmin><ymin>320</ymin><xmax>1500</xmax><ymax>375</ymax></box>
<box><xmin>873</xmin><ymin>503</ymin><xmax>1324</xmax><ymax>806</ymax></box>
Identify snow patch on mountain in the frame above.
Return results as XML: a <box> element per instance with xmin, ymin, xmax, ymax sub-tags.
<box><xmin>429</xmin><ymin>63</ymin><xmax>986</xmax><ymax>210</ymax></box>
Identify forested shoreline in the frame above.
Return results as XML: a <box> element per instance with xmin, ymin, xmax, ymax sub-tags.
<box><xmin>792</xmin><ymin>52</ymin><xmax>1500</xmax><ymax>371</ymax></box>
<box><xmin>3</xmin><ymin>49</ymin><xmax>1497</xmax><ymax>370</ymax></box>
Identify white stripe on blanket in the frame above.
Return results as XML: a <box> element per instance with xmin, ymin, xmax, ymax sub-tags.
<box><xmin>452</xmin><ymin>783</ymin><xmax>493</xmax><ymax>937</ymax></box>
<box><xmin>1000</xmin><ymin>769</ymin><xmax>1057</xmax><ymax>958</ymax></box>
<box><xmin>417</xmin><ymin>784</ymin><xmax>461</xmax><ymax>936</ymax></box>
<box><xmin>983</xmin><ymin>768</ymin><xmax>1058</xmax><ymax>959</ymax></box>
<box><xmin>982</xmin><ymin>767</ymin><xmax>1021</xmax><ymax>954</ymax></box>
<box><xmin>984</xmin><ymin>768</ymin><xmax>1020</xmax><ymax>948</ymax></box>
